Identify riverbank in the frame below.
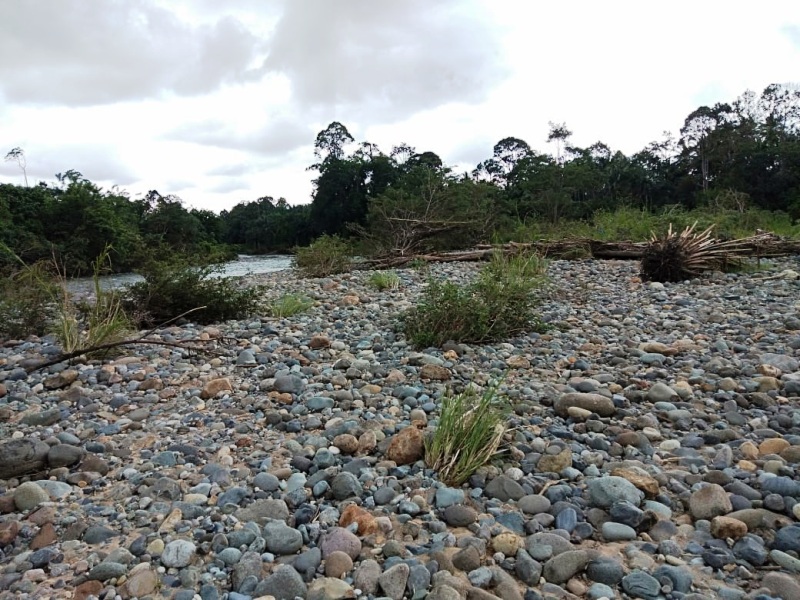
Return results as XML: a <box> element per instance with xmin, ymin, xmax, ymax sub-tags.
<box><xmin>1</xmin><ymin>257</ymin><xmax>800</xmax><ymax>599</ymax></box>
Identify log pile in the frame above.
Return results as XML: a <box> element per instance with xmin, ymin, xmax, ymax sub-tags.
<box><xmin>360</xmin><ymin>234</ymin><xmax>800</xmax><ymax>270</ymax></box>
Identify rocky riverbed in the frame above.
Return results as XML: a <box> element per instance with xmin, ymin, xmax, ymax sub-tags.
<box><xmin>1</xmin><ymin>257</ymin><xmax>800</xmax><ymax>600</ymax></box>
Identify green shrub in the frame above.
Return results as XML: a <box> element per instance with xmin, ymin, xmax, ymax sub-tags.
<box><xmin>402</xmin><ymin>252</ymin><xmax>546</xmax><ymax>347</ymax></box>
<box><xmin>0</xmin><ymin>260</ymin><xmax>57</xmax><ymax>339</ymax></box>
<box><xmin>368</xmin><ymin>270</ymin><xmax>401</xmax><ymax>291</ymax></box>
<box><xmin>124</xmin><ymin>260</ymin><xmax>265</xmax><ymax>327</ymax></box>
<box><xmin>425</xmin><ymin>384</ymin><xmax>509</xmax><ymax>486</ymax></box>
<box><xmin>294</xmin><ymin>235</ymin><xmax>352</xmax><ymax>278</ymax></box>
<box><xmin>266</xmin><ymin>293</ymin><xmax>313</xmax><ymax>318</ymax></box>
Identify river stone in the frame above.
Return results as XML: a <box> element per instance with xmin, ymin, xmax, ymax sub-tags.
<box><xmin>601</xmin><ymin>522</ymin><xmax>637</xmax><ymax>541</ymax></box>
<box><xmin>435</xmin><ymin>487</ymin><xmax>465</xmax><ymax>509</ymax></box>
<box><xmin>0</xmin><ymin>439</ymin><xmax>49</xmax><ymax>479</ymax></box>
<box><xmin>274</xmin><ymin>374</ymin><xmax>305</xmax><ymax>395</ymax></box>
<box><xmin>689</xmin><ymin>484</ymin><xmax>732</xmax><ymax>520</ymax></box>
<box><xmin>378</xmin><ymin>563</ymin><xmax>410</xmax><ymax>600</ymax></box>
<box><xmin>622</xmin><ymin>570</ymin><xmax>660</xmax><ymax>599</ymax></box>
<box><xmin>354</xmin><ymin>558</ymin><xmax>381</xmax><ymax>595</ymax></box>
<box><xmin>320</xmin><ymin>527</ymin><xmax>361</xmax><ymax>559</ymax></box>
<box><xmin>87</xmin><ymin>562</ymin><xmax>127</xmax><ymax>581</ymax></box>
<box><xmin>519</xmin><ymin>495</ymin><xmax>551</xmax><ymax>515</ymax></box>
<box><xmin>161</xmin><ymin>540</ymin><xmax>196</xmax><ymax>568</ymax></box>
<box><xmin>13</xmin><ymin>482</ymin><xmax>50</xmax><ymax>511</ymax></box>
<box><xmin>554</xmin><ymin>393</ymin><xmax>615</xmax><ymax>417</ymax></box>
<box><xmin>543</xmin><ymin>549</ymin><xmax>590</xmax><ymax>584</ymax></box>
<box><xmin>263</xmin><ymin>520</ymin><xmax>303</xmax><ymax>555</ymax></box>
<box><xmin>235</xmin><ymin>498</ymin><xmax>290</xmax><ymax>524</ymax></box>
<box><xmin>256</xmin><ymin>565</ymin><xmax>307</xmax><ymax>600</ymax></box>
<box><xmin>587</xmin><ymin>476</ymin><xmax>644</xmax><ymax>508</ymax></box>
<box><xmin>307</xmin><ymin>577</ymin><xmax>355</xmax><ymax>600</ymax></box>
<box><xmin>484</xmin><ymin>474</ymin><xmax>525</xmax><ymax>501</ymax></box>
<box><xmin>47</xmin><ymin>444</ymin><xmax>84</xmax><ymax>468</ymax></box>
<box><xmin>443</xmin><ymin>504</ymin><xmax>477</xmax><ymax>527</ymax></box>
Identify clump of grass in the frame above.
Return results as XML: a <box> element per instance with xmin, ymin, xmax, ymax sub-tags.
<box><xmin>368</xmin><ymin>270</ymin><xmax>401</xmax><ymax>291</ymax></box>
<box><xmin>402</xmin><ymin>251</ymin><xmax>547</xmax><ymax>347</ymax></box>
<box><xmin>266</xmin><ymin>293</ymin><xmax>313</xmax><ymax>318</ymax></box>
<box><xmin>294</xmin><ymin>235</ymin><xmax>352</xmax><ymax>278</ymax></box>
<box><xmin>0</xmin><ymin>259</ymin><xmax>58</xmax><ymax>339</ymax></box>
<box><xmin>425</xmin><ymin>384</ymin><xmax>509</xmax><ymax>486</ymax></box>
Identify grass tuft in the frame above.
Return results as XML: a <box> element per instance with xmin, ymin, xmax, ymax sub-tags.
<box><xmin>294</xmin><ymin>235</ymin><xmax>352</xmax><ymax>278</ymax></box>
<box><xmin>368</xmin><ymin>270</ymin><xmax>401</xmax><ymax>291</ymax></box>
<box><xmin>425</xmin><ymin>384</ymin><xmax>509</xmax><ymax>486</ymax></box>
<box><xmin>266</xmin><ymin>293</ymin><xmax>313</xmax><ymax>318</ymax></box>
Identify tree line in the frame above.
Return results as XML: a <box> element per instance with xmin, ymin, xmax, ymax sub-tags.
<box><xmin>2</xmin><ymin>83</ymin><xmax>798</xmax><ymax>274</ymax></box>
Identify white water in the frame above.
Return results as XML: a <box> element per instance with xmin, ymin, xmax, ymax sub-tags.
<box><xmin>67</xmin><ymin>254</ymin><xmax>293</xmax><ymax>295</ymax></box>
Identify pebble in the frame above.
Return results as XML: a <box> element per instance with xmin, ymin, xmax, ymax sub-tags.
<box><xmin>1</xmin><ymin>258</ymin><xmax>799</xmax><ymax>599</ymax></box>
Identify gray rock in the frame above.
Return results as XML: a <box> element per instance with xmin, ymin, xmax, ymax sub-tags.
<box><xmin>653</xmin><ymin>564</ymin><xmax>693</xmax><ymax>593</ymax></box>
<box><xmin>601</xmin><ymin>521</ymin><xmax>637</xmax><ymax>541</ymax></box>
<box><xmin>554</xmin><ymin>393</ymin><xmax>615</xmax><ymax>417</ymax></box>
<box><xmin>515</xmin><ymin>549</ymin><xmax>542</xmax><ymax>586</ymax></box>
<box><xmin>443</xmin><ymin>504</ymin><xmax>477</xmax><ymax>527</ymax></box>
<box><xmin>232</xmin><ymin>551</ymin><xmax>263</xmax><ymax>592</ymax></box>
<box><xmin>518</xmin><ymin>494</ymin><xmax>551</xmax><ymax>515</ymax></box>
<box><xmin>320</xmin><ymin>527</ymin><xmax>361</xmax><ymax>559</ymax></box>
<box><xmin>263</xmin><ymin>520</ymin><xmax>303</xmax><ymax>555</ymax></box>
<box><xmin>13</xmin><ymin>481</ymin><xmax>50</xmax><ymax>511</ymax></box>
<box><xmin>274</xmin><ymin>373</ymin><xmax>305</xmax><ymax>394</ymax></box>
<box><xmin>770</xmin><ymin>549</ymin><xmax>800</xmax><ymax>573</ymax></box>
<box><xmin>83</xmin><ymin>525</ymin><xmax>117</xmax><ymax>545</ymax></box>
<box><xmin>484</xmin><ymin>474</ymin><xmax>525</xmax><ymax>501</ymax></box>
<box><xmin>435</xmin><ymin>486</ymin><xmax>465</xmax><ymax>508</ymax></box>
<box><xmin>331</xmin><ymin>472</ymin><xmax>362</xmax><ymax>500</ymax></box>
<box><xmin>526</xmin><ymin>532</ymin><xmax>573</xmax><ymax>560</ymax></box>
<box><xmin>647</xmin><ymin>382</ymin><xmax>677</xmax><ymax>402</ymax></box>
<box><xmin>0</xmin><ymin>439</ymin><xmax>49</xmax><ymax>479</ymax></box>
<box><xmin>587</xmin><ymin>476</ymin><xmax>644</xmax><ymax>508</ymax></box>
<box><xmin>235</xmin><ymin>498</ymin><xmax>290</xmax><ymax>524</ymax></box>
<box><xmin>622</xmin><ymin>569</ymin><xmax>660</xmax><ymax>599</ymax></box>
<box><xmin>586</xmin><ymin>557</ymin><xmax>624</xmax><ymax>585</ymax></box>
<box><xmin>762</xmin><ymin>571</ymin><xmax>800</xmax><ymax>600</ymax></box>
<box><xmin>46</xmin><ymin>444</ymin><xmax>84</xmax><ymax>468</ymax></box>
<box><xmin>354</xmin><ymin>558</ymin><xmax>381</xmax><ymax>595</ymax></box>
<box><xmin>236</xmin><ymin>349</ymin><xmax>256</xmax><ymax>365</ymax></box>
<box><xmin>87</xmin><ymin>561</ymin><xmax>127</xmax><ymax>581</ymax></box>
<box><xmin>255</xmin><ymin>565</ymin><xmax>307</xmax><ymax>600</ymax></box>
<box><xmin>688</xmin><ymin>484</ymin><xmax>732</xmax><ymax>520</ymax></box>
<box><xmin>587</xmin><ymin>583</ymin><xmax>616</xmax><ymax>600</ymax></box>
<box><xmin>21</xmin><ymin>408</ymin><xmax>62</xmax><ymax>427</ymax></box>
<box><xmin>162</xmin><ymin>540</ymin><xmax>196</xmax><ymax>568</ymax></box>
<box><xmin>379</xmin><ymin>563</ymin><xmax>410</xmax><ymax>600</ymax></box>
<box><xmin>407</xmin><ymin>563</ymin><xmax>431</xmax><ymax>598</ymax></box>
<box><xmin>253</xmin><ymin>472</ymin><xmax>281</xmax><ymax>492</ymax></box>
<box><xmin>543</xmin><ymin>549</ymin><xmax>590</xmax><ymax>584</ymax></box>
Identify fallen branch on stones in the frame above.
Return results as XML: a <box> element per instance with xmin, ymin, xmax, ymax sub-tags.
<box><xmin>359</xmin><ymin>234</ymin><xmax>800</xmax><ymax>269</ymax></box>
<box><xmin>24</xmin><ymin>306</ymin><xmax>228</xmax><ymax>373</ymax></box>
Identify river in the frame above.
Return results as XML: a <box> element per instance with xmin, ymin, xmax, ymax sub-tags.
<box><xmin>66</xmin><ymin>254</ymin><xmax>293</xmax><ymax>296</ymax></box>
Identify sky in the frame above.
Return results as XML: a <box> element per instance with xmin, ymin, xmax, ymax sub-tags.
<box><xmin>1</xmin><ymin>1</ymin><xmax>799</xmax><ymax>213</ymax></box>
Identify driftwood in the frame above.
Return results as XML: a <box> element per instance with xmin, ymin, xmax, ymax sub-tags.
<box><xmin>361</xmin><ymin>235</ymin><xmax>800</xmax><ymax>269</ymax></box>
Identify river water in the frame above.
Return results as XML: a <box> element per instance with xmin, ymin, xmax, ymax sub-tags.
<box><xmin>66</xmin><ymin>254</ymin><xmax>293</xmax><ymax>295</ymax></box>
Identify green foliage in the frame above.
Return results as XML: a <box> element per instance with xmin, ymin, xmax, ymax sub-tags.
<box><xmin>367</xmin><ymin>270</ymin><xmax>401</xmax><ymax>291</ymax></box>
<box><xmin>266</xmin><ymin>293</ymin><xmax>313</xmax><ymax>318</ymax></box>
<box><xmin>294</xmin><ymin>235</ymin><xmax>352</xmax><ymax>278</ymax></box>
<box><xmin>425</xmin><ymin>384</ymin><xmax>509</xmax><ymax>486</ymax></box>
<box><xmin>402</xmin><ymin>252</ymin><xmax>547</xmax><ymax>347</ymax></box>
<box><xmin>123</xmin><ymin>261</ymin><xmax>265</xmax><ymax>327</ymax></box>
<box><xmin>0</xmin><ymin>260</ymin><xmax>57</xmax><ymax>339</ymax></box>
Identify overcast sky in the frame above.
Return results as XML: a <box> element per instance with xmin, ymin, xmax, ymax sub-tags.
<box><xmin>2</xmin><ymin>1</ymin><xmax>799</xmax><ymax>213</ymax></box>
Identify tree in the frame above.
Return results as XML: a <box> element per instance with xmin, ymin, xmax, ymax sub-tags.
<box><xmin>547</xmin><ymin>122</ymin><xmax>573</xmax><ymax>165</ymax></box>
<box><xmin>313</xmin><ymin>121</ymin><xmax>355</xmax><ymax>162</ymax></box>
<box><xmin>4</xmin><ymin>147</ymin><xmax>28</xmax><ymax>187</ymax></box>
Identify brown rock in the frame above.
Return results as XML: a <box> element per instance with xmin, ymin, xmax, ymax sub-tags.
<box><xmin>44</xmin><ymin>369</ymin><xmax>78</xmax><ymax>389</ymax></box>
<box><xmin>506</xmin><ymin>356</ymin><xmax>531</xmax><ymax>369</ymax></box>
<box><xmin>358</xmin><ymin>431</ymin><xmax>377</xmax><ymax>454</ymax></box>
<box><xmin>30</xmin><ymin>522</ymin><xmax>57</xmax><ymax>550</ymax></box>
<box><xmin>124</xmin><ymin>565</ymin><xmax>159</xmax><ymax>597</ymax></box>
<box><xmin>340</xmin><ymin>504</ymin><xmax>379</xmax><ymax>535</ymax></box>
<box><xmin>138</xmin><ymin>377</ymin><xmax>164</xmax><ymax>391</ymax></box>
<box><xmin>385</xmin><ymin>369</ymin><xmax>406</xmax><ymax>385</ymax></box>
<box><xmin>420</xmin><ymin>364</ymin><xmax>451</xmax><ymax>381</ymax></box>
<box><xmin>710</xmin><ymin>516</ymin><xmax>747</xmax><ymax>540</ymax></box>
<box><xmin>0</xmin><ymin>383</ymin><xmax>6</xmax><ymax>398</ymax></box>
<box><xmin>74</xmin><ymin>581</ymin><xmax>103</xmax><ymax>600</ymax></box>
<box><xmin>324</xmin><ymin>550</ymin><xmax>354</xmax><ymax>578</ymax></box>
<box><xmin>688</xmin><ymin>484</ymin><xmax>732</xmax><ymax>520</ymax></box>
<box><xmin>780</xmin><ymin>446</ymin><xmax>800</xmax><ymax>463</ymax></box>
<box><xmin>759</xmin><ymin>438</ymin><xmax>790</xmax><ymax>456</ymax></box>
<box><xmin>201</xmin><ymin>377</ymin><xmax>232</xmax><ymax>399</ymax></box>
<box><xmin>310</xmin><ymin>335</ymin><xmax>331</xmax><ymax>349</ymax></box>
<box><xmin>611</xmin><ymin>468</ymin><xmax>660</xmax><ymax>498</ymax></box>
<box><xmin>554</xmin><ymin>393</ymin><xmax>615</xmax><ymax>418</ymax></box>
<box><xmin>0</xmin><ymin>520</ymin><xmax>20</xmax><ymax>545</ymax></box>
<box><xmin>333</xmin><ymin>434</ymin><xmax>359</xmax><ymax>455</ymax></box>
<box><xmin>640</xmin><ymin>341</ymin><xmax>678</xmax><ymax>355</ymax></box>
<box><xmin>492</xmin><ymin>532</ymin><xmax>523</xmax><ymax>555</ymax></box>
<box><xmin>537</xmin><ymin>448</ymin><xmax>572</xmax><ymax>474</ymax></box>
<box><xmin>0</xmin><ymin>495</ymin><xmax>16</xmax><ymax>514</ymax></box>
<box><xmin>616</xmin><ymin>431</ymin><xmax>642</xmax><ymax>447</ymax></box>
<box><xmin>27</xmin><ymin>506</ymin><xmax>57</xmax><ymax>526</ymax></box>
<box><xmin>385</xmin><ymin>423</ymin><xmax>425</xmax><ymax>465</ymax></box>
<box><xmin>739</xmin><ymin>441</ymin><xmax>759</xmax><ymax>459</ymax></box>
<box><xmin>341</xmin><ymin>294</ymin><xmax>360</xmax><ymax>306</ymax></box>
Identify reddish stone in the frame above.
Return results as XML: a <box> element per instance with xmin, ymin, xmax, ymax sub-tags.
<box><xmin>30</xmin><ymin>523</ymin><xmax>57</xmax><ymax>550</ymax></box>
<box><xmin>339</xmin><ymin>504</ymin><xmax>379</xmax><ymax>535</ymax></box>
<box><xmin>385</xmin><ymin>422</ymin><xmax>425</xmax><ymax>465</ymax></box>
<box><xmin>0</xmin><ymin>520</ymin><xmax>20</xmax><ymax>545</ymax></box>
<box><xmin>74</xmin><ymin>581</ymin><xmax>103</xmax><ymax>600</ymax></box>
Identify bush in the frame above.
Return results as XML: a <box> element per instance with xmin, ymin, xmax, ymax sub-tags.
<box><xmin>402</xmin><ymin>252</ymin><xmax>546</xmax><ymax>347</ymax></box>
<box><xmin>266</xmin><ymin>293</ymin><xmax>313</xmax><ymax>318</ymax></box>
<box><xmin>294</xmin><ymin>235</ymin><xmax>352</xmax><ymax>278</ymax></box>
<box><xmin>368</xmin><ymin>270</ymin><xmax>401</xmax><ymax>291</ymax></box>
<box><xmin>0</xmin><ymin>260</ymin><xmax>57</xmax><ymax>340</ymax></box>
<box><xmin>425</xmin><ymin>384</ymin><xmax>509</xmax><ymax>486</ymax></box>
<box><xmin>124</xmin><ymin>260</ymin><xmax>265</xmax><ymax>327</ymax></box>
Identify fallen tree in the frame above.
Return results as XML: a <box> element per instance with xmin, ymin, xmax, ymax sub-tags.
<box><xmin>360</xmin><ymin>232</ymin><xmax>800</xmax><ymax>269</ymax></box>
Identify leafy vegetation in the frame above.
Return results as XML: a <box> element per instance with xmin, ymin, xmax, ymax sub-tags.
<box><xmin>368</xmin><ymin>270</ymin><xmax>401</xmax><ymax>290</ymax></box>
<box><xmin>294</xmin><ymin>234</ymin><xmax>352</xmax><ymax>278</ymax></box>
<box><xmin>123</xmin><ymin>261</ymin><xmax>265</xmax><ymax>327</ymax></box>
<box><xmin>266</xmin><ymin>293</ymin><xmax>313</xmax><ymax>318</ymax></box>
<box><xmin>402</xmin><ymin>252</ymin><xmax>547</xmax><ymax>348</ymax></box>
<box><xmin>0</xmin><ymin>259</ymin><xmax>57</xmax><ymax>340</ymax></box>
<box><xmin>425</xmin><ymin>384</ymin><xmax>509</xmax><ymax>486</ymax></box>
